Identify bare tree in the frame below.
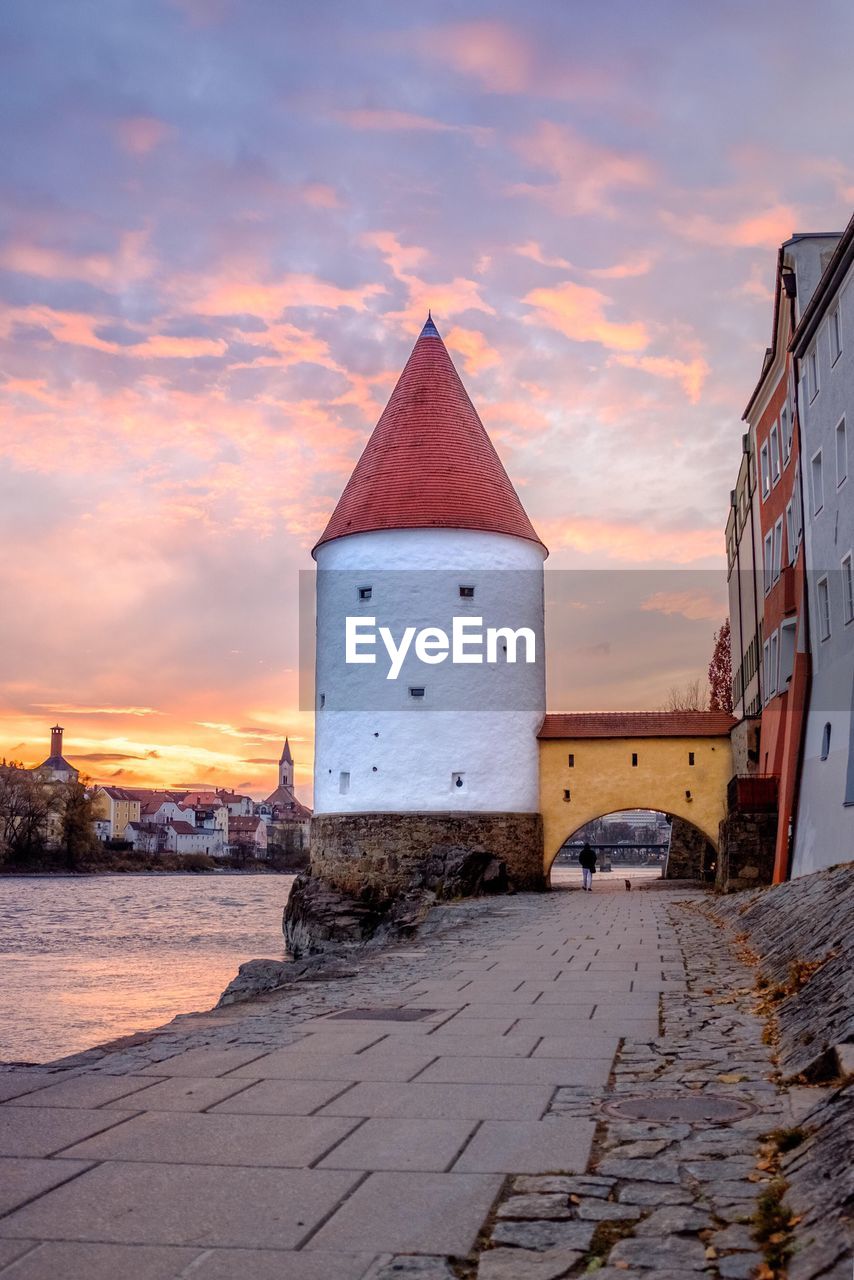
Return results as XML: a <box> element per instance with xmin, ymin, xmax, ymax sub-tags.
<box><xmin>0</xmin><ymin>764</ymin><xmax>58</xmax><ymax>864</ymax></box>
<box><xmin>661</xmin><ymin>677</ymin><xmax>708</xmax><ymax>712</ymax></box>
<box><xmin>708</xmin><ymin>620</ymin><xmax>734</xmax><ymax>713</ymax></box>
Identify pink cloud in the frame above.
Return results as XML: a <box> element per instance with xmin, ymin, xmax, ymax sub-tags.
<box><xmin>114</xmin><ymin>116</ymin><xmax>172</xmax><ymax>155</ymax></box>
<box><xmin>588</xmin><ymin>254</ymin><xmax>655</xmax><ymax>279</ymax></box>
<box><xmin>612</xmin><ymin>352</ymin><xmax>710</xmax><ymax>402</ymax></box>
<box><xmin>333</xmin><ymin>108</ymin><xmax>489</xmax><ymax>145</ymax></box>
<box><xmin>364</xmin><ymin>230</ymin><xmax>494</xmax><ymax>325</ymax></box>
<box><xmin>514</xmin><ymin>241</ymin><xmax>573</xmax><ymax>270</ymax></box>
<box><xmin>662</xmin><ymin>204</ymin><xmax>797</xmax><ymax>249</ymax></box>
<box><xmin>641</xmin><ymin>590</ymin><xmax>725</xmax><ymax>622</ymax></box>
<box><xmin>540</xmin><ymin>516</ymin><xmax>722</xmax><ymax>565</ymax></box>
<box><xmin>444</xmin><ymin>326</ymin><xmax>500</xmax><ymax>375</ymax></box>
<box><xmin>510</xmin><ymin>122</ymin><xmax>653</xmax><ymax>216</ymax></box>
<box><xmin>523</xmin><ymin>280</ymin><xmax>648</xmax><ymax>352</ymax></box>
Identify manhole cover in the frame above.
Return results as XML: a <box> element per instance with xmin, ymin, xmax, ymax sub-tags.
<box><xmin>325</xmin><ymin>1007</ymin><xmax>437</xmax><ymax>1022</ymax></box>
<box><xmin>605</xmin><ymin>1094</ymin><xmax>756</xmax><ymax>1123</ymax></box>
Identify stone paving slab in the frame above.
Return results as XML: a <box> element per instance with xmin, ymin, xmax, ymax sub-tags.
<box><xmin>0</xmin><ymin>1241</ymin><xmax>203</xmax><ymax>1280</ymax></box>
<box><xmin>0</xmin><ymin>1158</ymin><xmax>94</xmax><ymax>1217</ymax></box>
<box><xmin>305</xmin><ymin>1171</ymin><xmax>503</xmax><ymax>1255</ymax></box>
<box><xmin>102</xmin><ymin>1075</ymin><xmax>256</xmax><ymax>1112</ymax></box>
<box><xmin>0</xmin><ymin>1240</ymin><xmax>35</xmax><ymax>1269</ymax></box>
<box><xmin>318</xmin><ymin>1118</ymin><xmax>478</xmax><ymax>1171</ymax></box>
<box><xmin>412</xmin><ymin>1055</ymin><xmax>611</xmax><ymax>1087</ymax></box>
<box><xmin>208</xmin><ymin>1078</ymin><xmax>354</xmax><ymax>1115</ymax></box>
<box><xmin>453</xmin><ymin>1120</ymin><xmax>596</xmax><ymax>1174</ymax></box>
<box><xmin>227</xmin><ymin>1048</ymin><xmax>438</xmax><ymax>1081</ymax></box>
<box><xmin>0</xmin><ymin>1075</ymin><xmax>74</xmax><ymax>1105</ymax></box>
<box><xmin>140</xmin><ymin>1046</ymin><xmax>275</xmax><ymax>1076</ymax></box>
<box><xmin>10</xmin><ymin>1074</ymin><xmax>160</xmax><ymax>1110</ymax></box>
<box><xmin>189</xmin><ymin>1248</ymin><xmax>378</xmax><ymax>1280</ymax></box>
<box><xmin>0</xmin><ymin>1107</ymin><xmax>137</xmax><ymax>1158</ymax></box>
<box><xmin>319</xmin><ymin>1081</ymin><xmax>552</xmax><ymax>1121</ymax></box>
<box><xmin>403</xmin><ymin>1034</ymin><xmax>541</xmax><ymax>1057</ymax></box>
<box><xmin>59</xmin><ymin>1111</ymin><xmax>360</xmax><ymax>1167</ymax></box>
<box><xmin>0</xmin><ymin>1163</ymin><xmax>362</xmax><ymax>1249</ymax></box>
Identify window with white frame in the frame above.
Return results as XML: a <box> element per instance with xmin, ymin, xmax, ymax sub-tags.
<box><xmin>762</xmin><ymin>639</ymin><xmax>770</xmax><ymax>698</ymax></box>
<box><xmin>811</xmin><ymin>450</ymin><xmax>824</xmax><ymax>515</ymax></box>
<box><xmin>779</xmin><ymin>619</ymin><xmax>796</xmax><ymax>686</ymax></box>
<box><xmin>766</xmin><ymin>630</ymin><xmax>779</xmax><ymax>698</ymax></box>
<box><xmin>785</xmin><ymin>501</ymin><xmax>795</xmax><ymax>565</ymax></box>
<box><xmin>781</xmin><ymin>402</ymin><xmax>792</xmax><ymax>461</ymax></box>
<box><xmin>793</xmin><ymin>462</ymin><xmax>803</xmax><ymax>542</ymax></box>
<box><xmin>763</xmin><ymin>530</ymin><xmax>773</xmax><ymax>594</ymax></box>
<box><xmin>809</xmin><ymin>347</ymin><xmax>819</xmax><ymax>401</ymax></box>
<box><xmin>836</xmin><ymin>418</ymin><xmax>848</xmax><ymax>487</ymax></box>
<box><xmin>770</xmin><ymin>423</ymin><xmax>781</xmax><ymax>483</ymax></box>
<box><xmin>772</xmin><ymin>518</ymin><xmax>783</xmax><ymax>583</ymax></box>
<box><xmin>760</xmin><ymin>442</ymin><xmax>770</xmax><ymax>497</ymax></box>
<box><xmin>830</xmin><ymin>306</ymin><xmax>842</xmax><ymax>364</ymax></box>
<box><xmin>843</xmin><ymin>553</ymin><xmax>854</xmax><ymax>625</ymax></box>
<box><xmin>817</xmin><ymin>576</ymin><xmax>831</xmax><ymax>641</ymax></box>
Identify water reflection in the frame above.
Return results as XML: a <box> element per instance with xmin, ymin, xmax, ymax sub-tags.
<box><xmin>0</xmin><ymin>875</ymin><xmax>293</xmax><ymax>1063</ymax></box>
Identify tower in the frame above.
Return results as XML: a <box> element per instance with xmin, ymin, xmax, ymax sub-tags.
<box><xmin>311</xmin><ymin>316</ymin><xmax>547</xmax><ymax>891</ymax></box>
<box><xmin>279</xmin><ymin>738</ymin><xmax>294</xmax><ymax>791</ymax></box>
<box><xmin>51</xmin><ymin>725</ymin><xmax>64</xmax><ymax>758</ymax></box>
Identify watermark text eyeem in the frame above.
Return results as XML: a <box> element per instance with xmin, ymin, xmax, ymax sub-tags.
<box><xmin>345</xmin><ymin>617</ymin><xmax>536</xmax><ymax>680</ymax></box>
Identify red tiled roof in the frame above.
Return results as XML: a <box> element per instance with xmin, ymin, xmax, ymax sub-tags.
<box><xmin>229</xmin><ymin>816</ymin><xmax>262</xmax><ymax>832</ymax></box>
<box><xmin>538</xmin><ymin>711</ymin><xmax>737</xmax><ymax>740</ymax></box>
<box><xmin>314</xmin><ymin>317</ymin><xmax>544</xmax><ymax>553</ymax></box>
<box><xmin>167</xmin><ymin>820</ymin><xmax>198</xmax><ymax>835</ymax></box>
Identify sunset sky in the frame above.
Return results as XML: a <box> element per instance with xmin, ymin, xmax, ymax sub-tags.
<box><xmin>2</xmin><ymin>1</ymin><xmax>853</xmax><ymax>800</ymax></box>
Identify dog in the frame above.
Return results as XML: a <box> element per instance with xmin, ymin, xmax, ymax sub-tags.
<box><xmin>624</xmin><ymin>878</ymin><xmax>632</xmax><ymax>891</ymax></box>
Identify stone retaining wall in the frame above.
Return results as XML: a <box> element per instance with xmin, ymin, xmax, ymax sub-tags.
<box><xmin>309</xmin><ymin>810</ymin><xmax>546</xmax><ymax>896</ymax></box>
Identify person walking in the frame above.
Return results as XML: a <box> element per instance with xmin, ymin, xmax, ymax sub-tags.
<box><xmin>578</xmin><ymin>842</ymin><xmax>597</xmax><ymax>892</ymax></box>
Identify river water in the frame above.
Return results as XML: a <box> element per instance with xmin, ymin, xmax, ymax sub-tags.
<box><xmin>0</xmin><ymin>875</ymin><xmax>294</xmax><ymax>1065</ymax></box>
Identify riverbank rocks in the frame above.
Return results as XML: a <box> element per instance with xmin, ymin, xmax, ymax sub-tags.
<box><xmin>216</xmin><ymin>953</ymin><xmax>358</xmax><ymax>1005</ymax></box>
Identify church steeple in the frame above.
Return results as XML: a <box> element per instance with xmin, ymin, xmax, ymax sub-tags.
<box><xmin>279</xmin><ymin>738</ymin><xmax>294</xmax><ymax>790</ymax></box>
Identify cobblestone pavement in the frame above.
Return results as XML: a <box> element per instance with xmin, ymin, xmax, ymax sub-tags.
<box><xmin>0</xmin><ymin>881</ymin><xmax>835</xmax><ymax>1279</ymax></box>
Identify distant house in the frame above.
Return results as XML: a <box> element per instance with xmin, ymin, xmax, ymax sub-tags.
<box><xmin>217</xmin><ymin>789</ymin><xmax>255</xmax><ymax>817</ymax></box>
<box><xmin>163</xmin><ymin>820</ymin><xmax>224</xmax><ymax>857</ymax></box>
<box><xmin>228</xmin><ymin>814</ymin><xmax>267</xmax><ymax>857</ymax></box>
<box><xmin>91</xmin><ymin>786</ymin><xmax>141</xmax><ymax>839</ymax></box>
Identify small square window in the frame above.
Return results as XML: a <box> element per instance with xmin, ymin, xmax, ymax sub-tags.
<box><xmin>567</xmin><ymin>753</ymin><xmax>575</xmax><ymax>768</ymax></box>
<box><xmin>563</xmin><ymin>789</ymin><xmax>571</xmax><ymax>801</ymax></box>
<box><xmin>358</xmin><ymin>586</ymin><xmax>372</xmax><ymax>601</ymax></box>
<box><xmin>459</xmin><ymin>585</ymin><xmax>475</xmax><ymax>599</ymax></box>
<box><xmin>409</xmin><ymin>686</ymin><xmax>425</xmax><ymax>699</ymax></box>
<box><xmin>631</xmin><ymin>752</ymin><xmax>638</xmax><ymax>767</ymax></box>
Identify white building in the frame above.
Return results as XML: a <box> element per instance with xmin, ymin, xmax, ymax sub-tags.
<box><xmin>792</xmin><ymin>214</ymin><xmax>854</xmax><ymax>876</ymax></box>
<box><xmin>311</xmin><ymin>315</ymin><xmax>547</xmax><ymax>886</ymax></box>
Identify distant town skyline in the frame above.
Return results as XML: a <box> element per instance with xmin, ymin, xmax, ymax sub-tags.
<box><xmin>3</xmin><ymin>1</ymin><xmax>854</xmax><ymax>795</ymax></box>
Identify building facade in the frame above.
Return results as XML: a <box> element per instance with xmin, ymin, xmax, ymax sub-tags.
<box><xmin>739</xmin><ymin>233</ymin><xmax>840</xmax><ymax>882</ymax></box>
<box><xmin>791</xmin><ymin>215</ymin><xmax>854</xmax><ymax>875</ymax></box>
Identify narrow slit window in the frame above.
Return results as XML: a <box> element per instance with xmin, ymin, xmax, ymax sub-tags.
<box><xmin>409</xmin><ymin>686</ymin><xmax>425</xmax><ymax>699</ymax></box>
<box><xmin>339</xmin><ymin>771</ymin><xmax>350</xmax><ymax>795</ymax></box>
<box><xmin>820</xmin><ymin>722</ymin><xmax>831</xmax><ymax>760</ymax></box>
<box><xmin>688</xmin><ymin>752</ymin><xmax>695</xmax><ymax>766</ymax></box>
<box><xmin>563</xmin><ymin>789</ymin><xmax>571</xmax><ymax>801</ymax></box>
<box><xmin>567</xmin><ymin>753</ymin><xmax>575</xmax><ymax>767</ymax></box>
<box><xmin>631</xmin><ymin>752</ymin><xmax>638</xmax><ymax>767</ymax></box>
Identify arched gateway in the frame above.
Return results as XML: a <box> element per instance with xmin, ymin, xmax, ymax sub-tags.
<box><xmin>538</xmin><ymin>711</ymin><xmax>735</xmax><ymax>874</ymax></box>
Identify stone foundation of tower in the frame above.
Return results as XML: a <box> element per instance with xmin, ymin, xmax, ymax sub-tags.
<box><xmin>309</xmin><ymin>811</ymin><xmax>546</xmax><ymax>898</ymax></box>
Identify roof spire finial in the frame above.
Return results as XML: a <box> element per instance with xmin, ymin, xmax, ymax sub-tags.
<box><xmin>420</xmin><ymin>310</ymin><xmax>440</xmax><ymax>339</ymax></box>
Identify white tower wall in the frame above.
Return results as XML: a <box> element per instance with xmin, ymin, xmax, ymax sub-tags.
<box><xmin>313</xmin><ymin>527</ymin><xmax>546</xmax><ymax>815</ymax></box>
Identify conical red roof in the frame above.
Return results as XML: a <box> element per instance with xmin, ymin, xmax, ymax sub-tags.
<box><xmin>313</xmin><ymin>317</ymin><xmax>545</xmax><ymax>554</ymax></box>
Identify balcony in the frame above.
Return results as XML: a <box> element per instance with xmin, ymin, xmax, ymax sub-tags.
<box><xmin>727</xmin><ymin>774</ymin><xmax>778</xmax><ymax>813</ymax></box>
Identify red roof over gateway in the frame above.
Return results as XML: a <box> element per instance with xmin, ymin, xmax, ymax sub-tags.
<box><xmin>313</xmin><ymin>317</ymin><xmax>545</xmax><ymax>554</ymax></box>
<box><xmin>539</xmin><ymin>712</ymin><xmax>736</xmax><ymax>739</ymax></box>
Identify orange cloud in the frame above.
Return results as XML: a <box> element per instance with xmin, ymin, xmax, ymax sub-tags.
<box><xmin>187</xmin><ymin>271</ymin><xmax>386</xmax><ymax>318</ymax></box>
<box><xmin>364</xmin><ymin>230</ymin><xmax>494</xmax><ymax>325</ymax></box>
<box><xmin>514</xmin><ymin>241</ymin><xmax>573</xmax><ymax>269</ymax></box>
<box><xmin>114</xmin><ymin>116</ymin><xmax>171</xmax><ymax>155</ymax></box>
<box><xmin>0</xmin><ymin>229</ymin><xmax>153</xmax><ymax>286</ymax></box>
<box><xmin>523</xmin><ymin>281</ymin><xmax>648</xmax><ymax>352</ymax></box>
<box><xmin>588</xmin><ymin>254</ymin><xmax>654</xmax><ymax>279</ymax></box>
<box><xmin>540</xmin><ymin>517</ymin><xmax>722</xmax><ymax>565</ymax></box>
<box><xmin>444</xmin><ymin>326</ymin><xmax>500</xmax><ymax>374</ymax></box>
<box><xmin>641</xmin><ymin>590</ymin><xmax>725</xmax><ymax>622</ymax></box>
<box><xmin>511</xmin><ymin>122</ymin><xmax>653</xmax><ymax>216</ymax></box>
<box><xmin>662</xmin><ymin>204</ymin><xmax>797</xmax><ymax>249</ymax></box>
<box><xmin>612</xmin><ymin>352</ymin><xmax>710</xmax><ymax>402</ymax></box>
